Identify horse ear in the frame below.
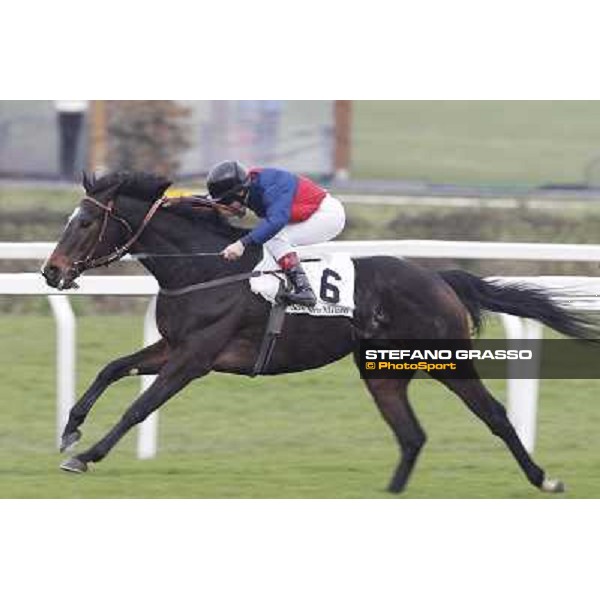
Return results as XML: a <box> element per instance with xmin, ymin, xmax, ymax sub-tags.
<box><xmin>82</xmin><ymin>171</ymin><xmax>91</xmax><ymax>192</ymax></box>
<box><xmin>156</xmin><ymin>179</ymin><xmax>173</xmax><ymax>198</ymax></box>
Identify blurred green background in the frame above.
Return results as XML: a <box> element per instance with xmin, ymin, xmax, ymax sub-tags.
<box><xmin>352</xmin><ymin>100</ymin><xmax>600</xmax><ymax>184</ymax></box>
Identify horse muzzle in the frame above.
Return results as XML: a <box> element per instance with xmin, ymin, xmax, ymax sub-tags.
<box><xmin>41</xmin><ymin>263</ymin><xmax>80</xmax><ymax>290</ymax></box>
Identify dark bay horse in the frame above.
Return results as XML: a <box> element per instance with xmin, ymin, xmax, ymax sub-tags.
<box><xmin>41</xmin><ymin>171</ymin><xmax>598</xmax><ymax>494</ymax></box>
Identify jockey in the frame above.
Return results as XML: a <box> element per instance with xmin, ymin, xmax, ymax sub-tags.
<box><xmin>206</xmin><ymin>160</ymin><xmax>346</xmax><ymax>307</ymax></box>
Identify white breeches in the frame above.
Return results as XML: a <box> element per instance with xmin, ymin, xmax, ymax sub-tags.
<box><xmin>264</xmin><ymin>194</ymin><xmax>346</xmax><ymax>261</ymax></box>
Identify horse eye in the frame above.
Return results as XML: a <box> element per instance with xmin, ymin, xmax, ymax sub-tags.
<box><xmin>79</xmin><ymin>219</ymin><xmax>93</xmax><ymax>229</ymax></box>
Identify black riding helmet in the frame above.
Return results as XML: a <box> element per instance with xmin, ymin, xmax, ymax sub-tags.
<box><xmin>206</xmin><ymin>160</ymin><xmax>250</xmax><ymax>204</ymax></box>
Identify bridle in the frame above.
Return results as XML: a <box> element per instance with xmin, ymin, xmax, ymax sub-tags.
<box><xmin>72</xmin><ymin>195</ymin><xmax>166</xmax><ymax>274</ymax></box>
<box><xmin>65</xmin><ymin>192</ymin><xmax>316</xmax><ymax>298</ymax></box>
<box><xmin>71</xmin><ymin>193</ymin><xmax>245</xmax><ymax>276</ymax></box>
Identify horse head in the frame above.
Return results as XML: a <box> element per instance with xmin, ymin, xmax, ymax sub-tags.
<box><xmin>42</xmin><ymin>171</ymin><xmax>171</xmax><ymax>289</ymax></box>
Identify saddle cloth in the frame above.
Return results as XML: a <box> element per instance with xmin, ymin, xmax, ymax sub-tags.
<box><xmin>250</xmin><ymin>253</ymin><xmax>355</xmax><ymax>317</ymax></box>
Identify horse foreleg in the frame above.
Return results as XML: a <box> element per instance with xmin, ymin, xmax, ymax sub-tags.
<box><xmin>60</xmin><ymin>339</ymin><xmax>170</xmax><ymax>453</ymax></box>
<box><xmin>60</xmin><ymin>348</ymin><xmax>203</xmax><ymax>473</ymax></box>
<box><xmin>360</xmin><ymin>372</ymin><xmax>426</xmax><ymax>494</ymax></box>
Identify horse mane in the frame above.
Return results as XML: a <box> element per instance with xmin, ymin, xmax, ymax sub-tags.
<box><xmin>82</xmin><ymin>170</ymin><xmax>172</xmax><ymax>202</ymax></box>
<box><xmin>167</xmin><ymin>200</ymin><xmax>251</xmax><ymax>239</ymax></box>
<box><xmin>83</xmin><ymin>170</ymin><xmax>250</xmax><ymax>240</ymax></box>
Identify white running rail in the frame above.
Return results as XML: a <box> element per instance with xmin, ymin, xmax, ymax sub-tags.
<box><xmin>2</xmin><ymin>240</ymin><xmax>600</xmax><ymax>456</ymax></box>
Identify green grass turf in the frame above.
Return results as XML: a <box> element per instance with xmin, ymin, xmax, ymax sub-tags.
<box><xmin>1</xmin><ymin>314</ymin><xmax>599</xmax><ymax>498</ymax></box>
<box><xmin>353</xmin><ymin>100</ymin><xmax>600</xmax><ymax>184</ymax></box>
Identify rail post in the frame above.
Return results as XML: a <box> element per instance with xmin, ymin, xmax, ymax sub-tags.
<box><xmin>136</xmin><ymin>296</ymin><xmax>160</xmax><ymax>459</ymax></box>
<box><xmin>47</xmin><ymin>295</ymin><xmax>76</xmax><ymax>449</ymax></box>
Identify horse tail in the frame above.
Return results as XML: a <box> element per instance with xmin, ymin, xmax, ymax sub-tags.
<box><xmin>438</xmin><ymin>269</ymin><xmax>600</xmax><ymax>341</ymax></box>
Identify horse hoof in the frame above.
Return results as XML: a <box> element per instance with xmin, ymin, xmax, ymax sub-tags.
<box><xmin>541</xmin><ymin>478</ymin><xmax>565</xmax><ymax>493</ymax></box>
<box><xmin>387</xmin><ymin>480</ymin><xmax>405</xmax><ymax>494</ymax></box>
<box><xmin>60</xmin><ymin>430</ymin><xmax>82</xmax><ymax>453</ymax></box>
<box><xmin>60</xmin><ymin>457</ymin><xmax>88</xmax><ymax>474</ymax></box>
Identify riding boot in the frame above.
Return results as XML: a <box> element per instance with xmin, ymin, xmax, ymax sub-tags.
<box><xmin>277</xmin><ymin>252</ymin><xmax>317</xmax><ymax>307</ymax></box>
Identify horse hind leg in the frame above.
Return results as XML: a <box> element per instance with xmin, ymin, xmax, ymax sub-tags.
<box><xmin>431</xmin><ymin>370</ymin><xmax>564</xmax><ymax>494</ymax></box>
<box><xmin>60</xmin><ymin>338</ymin><xmax>170</xmax><ymax>453</ymax></box>
<box><xmin>360</xmin><ymin>371</ymin><xmax>426</xmax><ymax>493</ymax></box>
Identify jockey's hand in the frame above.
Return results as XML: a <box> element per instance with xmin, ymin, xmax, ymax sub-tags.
<box><xmin>221</xmin><ymin>240</ymin><xmax>245</xmax><ymax>261</ymax></box>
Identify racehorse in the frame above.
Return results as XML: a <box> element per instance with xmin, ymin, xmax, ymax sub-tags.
<box><xmin>41</xmin><ymin>171</ymin><xmax>598</xmax><ymax>494</ymax></box>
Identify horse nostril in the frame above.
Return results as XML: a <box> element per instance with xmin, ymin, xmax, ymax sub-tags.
<box><xmin>43</xmin><ymin>264</ymin><xmax>60</xmax><ymax>284</ymax></box>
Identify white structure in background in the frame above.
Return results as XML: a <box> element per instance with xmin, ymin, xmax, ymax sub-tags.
<box><xmin>0</xmin><ymin>273</ymin><xmax>159</xmax><ymax>457</ymax></box>
<box><xmin>2</xmin><ymin>240</ymin><xmax>600</xmax><ymax>457</ymax></box>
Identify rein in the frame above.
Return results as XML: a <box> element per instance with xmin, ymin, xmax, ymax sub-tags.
<box><xmin>73</xmin><ymin>193</ymin><xmax>241</xmax><ymax>273</ymax></box>
<box><xmin>131</xmin><ymin>251</ymin><xmax>224</xmax><ymax>259</ymax></box>
<box><xmin>72</xmin><ymin>192</ymin><xmax>317</xmax><ymax>297</ymax></box>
